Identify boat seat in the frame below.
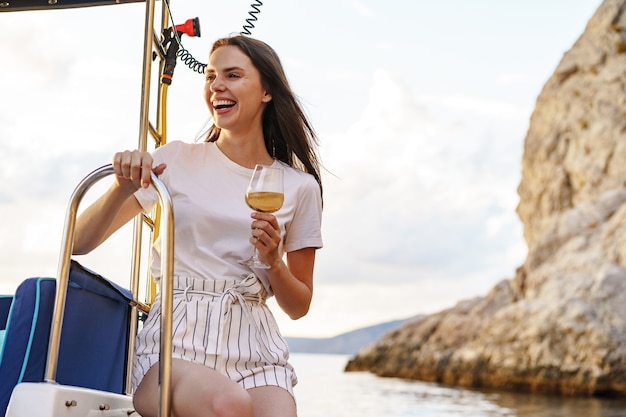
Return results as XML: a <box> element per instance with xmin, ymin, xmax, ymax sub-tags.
<box><xmin>0</xmin><ymin>260</ymin><xmax>133</xmax><ymax>416</ymax></box>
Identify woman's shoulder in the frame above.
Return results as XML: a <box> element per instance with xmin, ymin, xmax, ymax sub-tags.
<box><xmin>279</xmin><ymin>162</ymin><xmax>312</xmax><ymax>180</ymax></box>
<box><xmin>280</xmin><ymin>163</ymin><xmax>321</xmax><ymax>194</ymax></box>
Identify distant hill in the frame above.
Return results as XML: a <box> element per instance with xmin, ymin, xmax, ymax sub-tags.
<box><xmin>286</xmin><ymin>316</ymin><xmax>419</xmax><ymax>355</ymax></box>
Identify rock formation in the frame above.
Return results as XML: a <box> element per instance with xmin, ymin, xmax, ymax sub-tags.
<box><xmin>345</xmin><ymin>0</ymin><xmax>626</xmax><ymax>396</ymax></box>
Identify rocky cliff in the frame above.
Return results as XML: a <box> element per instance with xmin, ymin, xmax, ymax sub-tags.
<box><xmin>345</xmin><ymin>0</ymin><xmax>626</xmax><ymax>396</ymax></box>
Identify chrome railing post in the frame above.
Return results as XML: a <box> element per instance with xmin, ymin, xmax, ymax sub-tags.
<box><xmin>151</xmin><ymin>171</ymin><xmax>174</xmax><ymax>417</ymax></box>
<box><xmin>44</xmin><ymin>164</ymin><xmax>174</xmax><ymax>417</ymax></box>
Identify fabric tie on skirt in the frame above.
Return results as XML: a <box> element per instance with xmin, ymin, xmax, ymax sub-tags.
<box><xmin>173</xmin><ymin>274</ymin><xmax>275</xmax><ymax>362</ymax></box>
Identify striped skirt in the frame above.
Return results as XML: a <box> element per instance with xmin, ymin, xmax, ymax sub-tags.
<box><xmin>132</xmin><ymin>274</ymin><xmax>297</xmax><ymax>397</ymax></box>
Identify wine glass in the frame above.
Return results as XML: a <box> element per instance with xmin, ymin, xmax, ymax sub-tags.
<box><xmin>239</xmin><ymin>164</ymin><xmax>284</xmax><ymax>269</ymax></box>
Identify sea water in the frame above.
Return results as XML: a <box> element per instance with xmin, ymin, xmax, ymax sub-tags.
<box><xmin>290</xmin><ymin>353</ymin><xmax>626</xmax><ymax>417</ymax></box>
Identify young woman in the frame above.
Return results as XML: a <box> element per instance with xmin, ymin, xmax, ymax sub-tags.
<box><xmin>73</xmin><ymin>35</ymin><xmax>323</xmax><ymax>417</ymax></box>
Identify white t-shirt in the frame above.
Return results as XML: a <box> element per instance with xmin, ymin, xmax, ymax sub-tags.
<box><xmin>134</xmin><ymin>140</ymin><xmax>323</xmax><ymax>294</ymax></box>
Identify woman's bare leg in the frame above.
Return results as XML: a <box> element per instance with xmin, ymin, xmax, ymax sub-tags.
<box><xmin>133</xmin><ymin>358</ymin><xmax>253</xmax><ymax>417</ymax></box>
<box><xmin>247</xmin><ymin>386</ymin><xmax>297</xmax><ymax>417</ymax></box>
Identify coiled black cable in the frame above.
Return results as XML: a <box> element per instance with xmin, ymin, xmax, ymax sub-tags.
<box><xmin>163</xmin><ymin>0</ymin><xmax>264</xmax><ymax>75</ymax></box>
<box><xmin>241</xmin><ymin>1</ymin><xmax>263</xmax><ymax>36</ymax></box>
<box><xmin>176</xmin><ymin>47</ymin><xmax>206</xmax><ymax>75</ymax></box>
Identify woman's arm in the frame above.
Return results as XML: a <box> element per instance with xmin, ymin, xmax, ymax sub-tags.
<box><xmin>73</xmin><ymin>188</ymin><xmax>144</xmax><ymax>255</ymax></box>
<box><xmin>73</xmin><ymin>150</ymin><xmax>166</xmax><ymax>255</ymax></box>
<box><xmin>249</xmin><ymin>210</ymin><xmax>316</xmax><ymax>319</ymax></box>
<box><xmin>268</xmin><ymin>247</ymin><xmax>316</xmax><ymax>320</ymax></box>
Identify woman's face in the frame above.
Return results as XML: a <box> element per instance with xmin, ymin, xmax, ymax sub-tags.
<box><xmin>204</xmin><ymin>45</ymin><xmax>272</xmax><ymax>133</ymax></box>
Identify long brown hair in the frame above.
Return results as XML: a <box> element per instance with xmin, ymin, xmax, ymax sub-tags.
<box><xmin>205</xmin><ymin>35</ymin><xmax>322</xmax><ymax>197</ymax></box>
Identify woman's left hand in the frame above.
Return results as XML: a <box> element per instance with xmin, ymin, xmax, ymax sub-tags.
<box><xmin>249</xmin><ymin>212</ymin><xmax>282</xmax><ymax>268</ymax></box>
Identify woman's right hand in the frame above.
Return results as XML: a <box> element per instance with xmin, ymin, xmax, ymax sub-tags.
<box><xmin>113</xmin><ymin>150</ymin><xmax>167</xmax><ymax>193</ymax></box>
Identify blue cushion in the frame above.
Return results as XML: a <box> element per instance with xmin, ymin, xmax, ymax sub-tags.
<box><xmin>0</xmin><ymin>261</ymin><xmax>133</xmax><ymax>416</ymax></box>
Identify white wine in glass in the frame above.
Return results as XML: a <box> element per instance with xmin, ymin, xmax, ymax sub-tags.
<box><xmin>245</xmin><ymin>191</ymin><xmax>284</xmax><ymax>213</ymax></box>
<box><xmin>239</xmin><ymin>164</ymin><xmax>284</xmax><ymax>268</ymax></box>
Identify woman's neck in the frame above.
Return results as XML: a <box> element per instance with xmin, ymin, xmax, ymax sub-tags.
<box><xmin>215</xmin><ymin>131</ymin><xmax>274</xmax><ymax>169</ymax></box>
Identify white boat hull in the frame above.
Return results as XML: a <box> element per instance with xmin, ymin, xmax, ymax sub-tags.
<box><xmin>5</xmin><ymin>382</ymin><xmax>135</xmax><ymax>417</ymax></box>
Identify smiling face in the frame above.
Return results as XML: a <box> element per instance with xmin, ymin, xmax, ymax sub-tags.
<box><xmin>204</xmin><ymin>45</ymin><xmax>272</xmax><ymax>135</ymax></box>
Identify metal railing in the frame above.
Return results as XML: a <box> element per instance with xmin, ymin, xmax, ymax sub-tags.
<box><xmin>44</xmin><ymin>164</ymin><xmax>174</xmax><ymax>417</ymax></box>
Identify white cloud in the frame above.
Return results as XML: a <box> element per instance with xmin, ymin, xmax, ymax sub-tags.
<box><xmin>495</xmin><ymin>73</ymin><xmax>533</xmax><ymax>86</ymax></box>
<box><xmin>315</xmin><ymin>70</ymin><xmax>526</xmax><ymax>292</ymax></box>
<box><xmin>345</xmin><ymin>0</ymin><xmax>375</xmax><ymax>17</ymax></box>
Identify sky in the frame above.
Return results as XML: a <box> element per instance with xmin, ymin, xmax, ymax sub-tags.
<box><xmin>0</xmin><ymin>0</ymin><xmax>604</xmax><ymax>338</ymax></box>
